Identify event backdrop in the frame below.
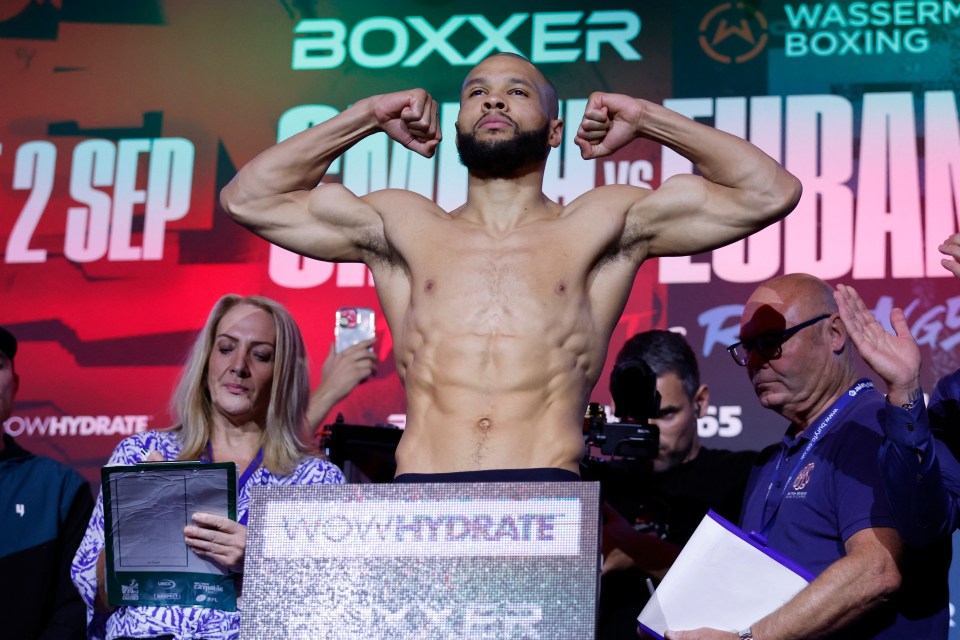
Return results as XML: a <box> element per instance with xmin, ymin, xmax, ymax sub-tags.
<box><xmin>3</xmin><ymin>0</ymin><xmax>960</xmax><ymax>628</ymax></box>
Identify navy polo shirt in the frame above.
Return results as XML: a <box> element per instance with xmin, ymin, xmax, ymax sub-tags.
<box><xmin>741</xmin><ymin>384</ymin><xmax>940</xmax><ymax>639</ymax></box>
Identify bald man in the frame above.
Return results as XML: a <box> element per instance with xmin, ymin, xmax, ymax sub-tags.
<box><xmin>666</xmin><ymin>274</ymin><xmax>927</xmax><ymax>640</ymax></box>
<box><xmin>221</xmin><ymin>53</ymin><xmax>801</xmax><ymax>480</ymax></box>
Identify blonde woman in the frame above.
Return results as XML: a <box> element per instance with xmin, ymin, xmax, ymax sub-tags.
<box><xmin>71</xmin><ymin>295</ymin><xmax>344</xmax><ymax>640</ymax></box>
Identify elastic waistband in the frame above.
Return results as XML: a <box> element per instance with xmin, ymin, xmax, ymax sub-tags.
<box><xmin>394</xmin><ymin>467</ymin><xmax>581</xmax><ymax>483</ymax></box>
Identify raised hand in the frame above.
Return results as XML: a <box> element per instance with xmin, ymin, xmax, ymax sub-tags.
<box><xmin>834</xmin><ymin>283</ymin><xmax>920</xmax><ymax>396</ymax></box>
<box><xmin>320</xmin><ymin>340</ymin><xmax>377</xmax><ymax>398</ymax></box>
<box><xmin>939</xmin><ymin>233</ymin><xmax>960</xmax><ymax>278</ymax></box>
<box><xmin>574</xmin><ymin>92</ymin><xmax>645</xmax><ymax>159</ymax></box>
<box><xmin>372</xmin><ymin>89</ymin><xmax>441</xmax><ymax>158</ymax></box>
<box><xmin>306</xmin><ymin>340</ymin><xmax>378</xmax><ymax>434</ymax></box>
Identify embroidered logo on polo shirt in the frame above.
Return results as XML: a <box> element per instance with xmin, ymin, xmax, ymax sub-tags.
<box><xmin>793</xmin><ymin>462</ymin><xmax>815</xmax><ymax>491</ymax></box>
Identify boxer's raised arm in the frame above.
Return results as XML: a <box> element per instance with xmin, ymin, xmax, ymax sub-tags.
<box><xmin>220</xmin><ymin>90</ymin><xmax>440</xmax><ymax>262</ymax></box>
<box><xmin>575</xmin><ymin>93</ymin><xmax>801</xmax><ymax>258</ymax></box>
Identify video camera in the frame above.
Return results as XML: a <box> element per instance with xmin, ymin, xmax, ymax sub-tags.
<box><xmin>583</xmin><ymin>357</ymin><xmax>661</xmax><ymax>460</ymax></box>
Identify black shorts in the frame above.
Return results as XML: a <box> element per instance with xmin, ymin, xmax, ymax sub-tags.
<box><xmin>393</xmin><ymin>468</ymin><xmax>581</xmax><ymax>483</ymax></box>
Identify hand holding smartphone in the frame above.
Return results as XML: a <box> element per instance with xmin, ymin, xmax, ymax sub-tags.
<box><xmin>335</xmin><ymin>307</ymin><xmax>376</xmax><ymax>353</ymax></box>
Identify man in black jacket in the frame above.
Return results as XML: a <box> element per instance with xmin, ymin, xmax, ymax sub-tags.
<box><xmin>597</xmin><ymin>329</ymin><xmax>756</xmax><ymax>639</ymax></box>
<box><xmin>0</xmin><ymin>326</ymin><xmax>94</xmax><ymax>640</ymax></box>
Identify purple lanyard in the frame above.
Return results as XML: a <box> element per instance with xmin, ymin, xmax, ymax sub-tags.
<box><xmin>753</xmin><ymin>378</ymin><xmax>875</xmax><ymax>542</ymax></box>
<box><xmin>201</xmin><ymin>441</ymin><xmax>263</xmax><ymax>526</ymax></box>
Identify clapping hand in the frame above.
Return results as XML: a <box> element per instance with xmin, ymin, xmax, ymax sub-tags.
<box><xmin>834</xmin><ymin>283</ymin><xmax>920</xmax><ymax>400</ymax></box>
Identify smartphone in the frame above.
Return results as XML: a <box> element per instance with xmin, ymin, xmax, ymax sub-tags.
<box><xmin>335</xmin><ymin>307</ymin><xmax>376</xmax><ymax>353</ymax></box>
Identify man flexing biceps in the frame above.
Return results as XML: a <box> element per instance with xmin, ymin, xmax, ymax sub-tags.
<box><xmin>221</xmin><ymin>53</ymin><xmax>801</xmax><ymax>480</ymax></box>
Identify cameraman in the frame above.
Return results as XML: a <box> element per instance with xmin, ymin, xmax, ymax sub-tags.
<box><xmin>597</xmin><ymin>330</ymin><xmax>755</xmax><ymax>640</ymax></box>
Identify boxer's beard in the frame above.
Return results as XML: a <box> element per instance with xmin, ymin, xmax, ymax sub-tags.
<box><xmin>456</xmin><ymin>122</ymin><xmax>551</xmax><ymax>178</ymax></box>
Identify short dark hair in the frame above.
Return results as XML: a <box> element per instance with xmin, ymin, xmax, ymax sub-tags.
<box><xmin>615</xmin><ymin>330</ymin><xmax>700</xmax><ymax>401</ymax></box>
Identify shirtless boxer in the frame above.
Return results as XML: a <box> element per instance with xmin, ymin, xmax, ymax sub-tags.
<box><xmin>221</xmin><ymin>53</ymin><xmax>802</xmax><ymax>479</ymax></box>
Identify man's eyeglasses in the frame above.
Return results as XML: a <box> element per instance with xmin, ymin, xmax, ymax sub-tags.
<box><xmin>726</xmin><ymin>313</ymin><xmax>832</xmax><ymax>366</ymax></box>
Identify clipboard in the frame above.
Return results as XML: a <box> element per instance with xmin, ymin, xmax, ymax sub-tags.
<box><xmin>101</xmin><ymin>461</ymin><xmax>238</xmax><ymax>610</ymax></box>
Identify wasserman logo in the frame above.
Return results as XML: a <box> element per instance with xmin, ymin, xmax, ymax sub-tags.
<box><xmin>782</xmin><ymin>1</ymin><xmax>958</xmax><ymax>58</ymax></box>
<box><xmin>699</xmin><ymin>2</ymin><xmax>769</xmax><ymax>64</ymax></box>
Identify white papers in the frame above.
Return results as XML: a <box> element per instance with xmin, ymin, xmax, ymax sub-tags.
<box><xmin>637</xmin><ymin>511</ymin><xmax>812</xmax><ymax>639</ymax></box>
<box><xmin>106</xmin><ymin>463</ymin><xmax>232</xmax><ymax>573</ymax></box>
<box><xmin>102</xmin><ymin>462</ymin><xmax>239</xmax><ymax>610</ymax></box>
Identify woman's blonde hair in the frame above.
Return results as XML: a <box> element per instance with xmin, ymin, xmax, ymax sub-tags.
<box><xmin>171</xmin><ymin>294</ymin><xmax>310</xmax><ymax>476</ymax></box>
